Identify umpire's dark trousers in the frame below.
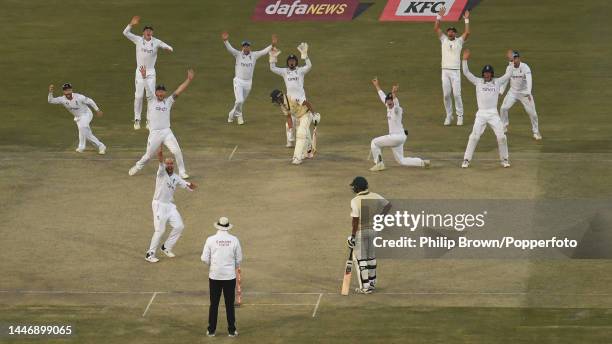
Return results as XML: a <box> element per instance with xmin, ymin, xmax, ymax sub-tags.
<box><xmin>208</xmin><ymin>278</ymin><xmax>236</xmax><ymax>333</ymax></box>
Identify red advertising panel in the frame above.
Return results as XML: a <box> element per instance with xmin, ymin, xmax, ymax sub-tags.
<box><xmin>380</xmin><ymin>0</ymin><xmax>468</xmax><ymax>22</ymax></box>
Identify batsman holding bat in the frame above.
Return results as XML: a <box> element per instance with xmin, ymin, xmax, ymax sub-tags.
<box><xmin>346</xmin><ymin>177</ymin><xmax>390</xmax><ymax>294</ymax></box>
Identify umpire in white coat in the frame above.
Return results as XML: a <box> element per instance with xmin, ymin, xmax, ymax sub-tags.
<box><xmin>201</xmin><ymin>217</ymin><xmax>243</xmax><ymax>337</ymax></box>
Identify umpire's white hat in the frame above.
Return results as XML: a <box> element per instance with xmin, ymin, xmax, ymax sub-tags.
<box><xmin>214</xmin><ymin>217</ymin><xmax>233</xmax><ymax>231</ymax></box>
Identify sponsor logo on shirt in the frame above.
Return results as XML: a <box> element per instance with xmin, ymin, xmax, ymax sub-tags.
<box><xmin>216</xmin><ymin>239</ymin><xmax>232</xmax><ymax>246</ymax></box>
<box><xmin>380</xmin><ymin>0</ymin><xmax>468</xmax><ymax>22</ymax></box>
<box><xmin>252</xmin><ymin>0</ymin><xmax>371</xmax><ymax>21</ymax></box>
<box><xmin>155</xmin><ymin>106</ymin><xmax>168</xmax><ymax>112</ymax></box>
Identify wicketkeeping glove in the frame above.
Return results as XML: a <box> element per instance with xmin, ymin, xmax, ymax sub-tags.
<box><xmin>269</xmin><ymin>48</ymin><xmax>281</xmax><ymax>64</ymax></box>
<box><xmin>312</xmin><ymin>112</ymin><xmax>321</xmax><ymax>126</ymax></box>
<box><xmin>347</xmin><ymin>235</ymin><xmax>356</xmax><ymax>248</ymax></box>
<box><xmin>297</xmin><ymin>42</ymin><xmax>308</xmax><ymax>59</ymax></box>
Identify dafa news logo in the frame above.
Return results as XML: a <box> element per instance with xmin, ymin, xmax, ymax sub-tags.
<box><xmin>252</xmin><ymin>0</ymin><xmax>372</xmax><ymax>21</ymax></box>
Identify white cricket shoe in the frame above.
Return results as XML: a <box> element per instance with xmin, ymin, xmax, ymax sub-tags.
<box><xmin>457</xmin><ymin>116</ymin><xmax>464</xmax><ymax>126</ymax></box>
<box><xmin>461</xmin><ymin>159</ymin><xmax>470</xmax><ymax>168</ymax></box>
<box><xmin>75</xmin><ymin>148</ymin><xmax>84</xmax><ymax>153</ymax></box>
<box><xmin>228</xmin><ymin>330</ymin><xmax>239</xmax><ymax>337</ymax></box>
<box><xmin>236</xmin><ymin>115</ymin><xmax>244</xmax><ymax>125</ymax></box>
<box><xmin>227</xmin><ymin>110</ymin><xmax>234</xmax><ymax>123</ymax></box>
<box><xmin>145</xmin><ymin>252</ymin><xmax>159</xmax><ymax>263</ymax></box>
<box><xmin>291</xmin><ymin>157</ymin><xmax>303</xmax><ymax>165</ymax></box>
<box><xmin>355</xmin><ymin>287</ymin><xmax>373</xmax><ymax>294</ymax></box>
<box><xmin>501</xmin><ymin>159</ymin><xmax>511</xmax><ymax>168</ymax></box>
<box><xmin>134</xmin><ymin>120</ymin><xmax>141</xmax><ymax>130</ymax></box>
<box><xmin>444</xmin><ymin>115</ymin><xmax>453</xmax><ymax>126</ymax></box>
<box><xmin>179</xmin><ymin>172</ymin><xmax>190</xmax><ymax>179</ymax></box>
<box><xmin>206</xmin><ymin>330</ymin><xmax>216</xmax><ymax>337</ymax></box>
<box><xmin>286</xmin><ymin>141</ymin><xmax>295</xmax><ymax>148</ymax></box>
<box><xmin>369</xmin><ymin>162</ymin><xmax>386</xmax><ymax>172</ymax></box>
<box><xmin>533</xmin><ymin>132</ymin><xmax>542</xmax><ymax>140</ymax></box>
<box><xmin>128</xmin><ymin>165</ymin><xmax>139</xmax><ymax>176</ymax></box>
<box><xmin>161</xmin><ymin>245</ymin><xmax>176</xmax><ymax>258</ymax></box>
<box><xmin>423</xmin><ymin>160</ymin><xmax>431</xmax><ymax>169</ymax></box>
<box><xmin>98</xmin><ymin>145</ymin><xmax>106</xmax><ymax>155</ymax></box>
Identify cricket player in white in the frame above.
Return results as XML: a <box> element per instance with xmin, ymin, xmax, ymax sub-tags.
<box><xmin>499</xmin><ymin>50</ymin><xmax>542</xmax><ymax>140</ymax></box>
<box><xmin>47</xmin><ymin>83</ymin><xmax>106</xmax><ymax>154</ymax></box>
<box><xmin>123</xmin><ymin>15</ymin><xmax>174</xmax><ymax>130</ymax></box>
<box><xmin>146</xmin><ymin>147</ymin><xmax>197</xmax><ymax>263</ymax></box>
<box><xmin>434</xmin><ymin>7</ymin><xmax>470</xmax><ymax>126</ymax></box>
<box><xmin>129</xmin><ymin>66</ymin><xmax>194</xmax><ymax>179</ymax></box>
<box><xmin>461</xmin><ymin>49</ymin><xmax>513</xmax><ymax>168</ymax></box>
<box><xmin>347</xmin><ymin>177</ymin><xmax>390</xmax><ymax>294</ymax></box>
<box><xmin>269</xmin><ymin>44</ymin><xmax>312</xmax><ymax>155</ymax></box>
<box><xmin>222</xmin><ymin>32</ymin><xmax>277</xmax><ymax>125</ymax></box>
<box><xmin>369</xmin><ymin>78</ymin><xmax>430</xmax><ymax>171</ymax></box>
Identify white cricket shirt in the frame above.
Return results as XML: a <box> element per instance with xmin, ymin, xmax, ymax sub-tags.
<box><xmin>201</xmin><ymin>230</ymin><xmax>243</xmax><ymax>280</ymax></box>
<box><xmin>462</xmin><ymin>61</ymin><xmax>513</xmax><ymax>111</ymax></box>
<box><xmin>48</xmin><ymin>92</ymin><xmax>99</xmax><ymax>119</ymax></box>
<box><xmin>123</xmin><ymin>25</ymin><xmax>173</xmax><ymax>75</ymax></box>
<box><xmin>377</xmin><ymin>90</ymin><xmax>405</xmax><ymax>135</ymax></box>
<box><xmin>152</xmin><ymin>163</ymin><xmax>190</xmax><ymax>203</ymax></box>
<box><xmin>440</xmin><ymin>35</ymin><xmax>464</xmax><ymax>70</ymax></box>
<box><xmin>224</xmin><ymin>41</ymin><xmax>271</xmax><ymax>81</ymax></box>
<box><xmin>270</xmin><ymin>58</ymin><xmax>312</xmax><ymax>103</ymax></box>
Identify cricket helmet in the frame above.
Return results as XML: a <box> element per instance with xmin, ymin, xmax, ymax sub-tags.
<box><xmin>385</xmin><ymin>93</ymin><xmax>394</xmax><ymax>102</ymax></box>
<box><xmin>481</xmin><ymin>64</ymin><xmax>494</xmax><ymax>77</ymax></box>
<box><xmin>350</xmin><ymin>176</ymin><xmax>368</xmax><ymax>193</ymax></box>
<box><xmin>286</xmin><ymin>54</ymin><xmax>299</xmax><ymax>66</ymax></box>
<box><xmin>270</xmin><ymin>89</ymin><xmax>284</xmax><ymax>104</ymax></box>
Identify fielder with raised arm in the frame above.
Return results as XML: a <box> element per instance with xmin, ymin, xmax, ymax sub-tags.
<box><xmin>269</xmin><ymin>44</ymin><xmax>315</xmax><ymax>163</ymax></box>
<box><xmin>461</xmin><ymin>49</ymin><xmax>513</xmax><ymax>168</ymax></box>
<box><xmin>123</xmin><ymin>16</ymin><xmax>173</xmax><ymax>130</ymax></box>
<box><xmin>48</xmin><ymin>83</ymin><xmax>106</xmax><ymax>154</ymax></box>
<box><xmin>499</xmin><ymin>50</ymin><xmax>542</xmax><ymax>140</ymax></box>
<box><xmin>369</xmin><ymin>78</ymin><xmax>430</xmax><ymax>171</ymax></box>
<box><xmin>129</xmin><ymin>66</ymin><xmax>193</xmax><ymax>178</ymax></box>
<box><xmin>145</xmin><ymin>146</ymin><xmax>197</xmax><ymax>263</ymax></box>
<box><xmin>347</xmin><ymin>177</ymin><xmax>391</xmax><ymax>294</ymax></box>
<box><xmin>434</xmin><ymin>7</ymin><xmax>470</xmax><ymax>126</ymax></box>
<box><xmin>222</xmin><ymin>32</ymin><xmax>277</xmax><ymax>125</ymax></box>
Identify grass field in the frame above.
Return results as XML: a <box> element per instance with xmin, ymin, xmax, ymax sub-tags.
<box><xmin>1</xmin><ymin>0</ymin><xmax>612</xmax><ymax>343</ymax></box>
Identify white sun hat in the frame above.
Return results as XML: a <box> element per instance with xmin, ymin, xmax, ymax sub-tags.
<box><xmin>214</xmin><ymin>217</ymin><xmax>233</xmax><ymax>231</ymax></box>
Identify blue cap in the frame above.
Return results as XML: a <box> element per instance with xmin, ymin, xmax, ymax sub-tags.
<box><xmin>512</xmin><ymin>50</ymin><xmax>520</xmax><ymax>58</ymax></box>
<box><xmin>241</xmin><ymin>40</ymin><xmax>251</xmax><ymax>47</ymax></box>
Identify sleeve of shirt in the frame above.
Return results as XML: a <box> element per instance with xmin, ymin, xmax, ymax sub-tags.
<box><xmin>350</xmin><ymin>199</ymin><xmax>360</xmax><ymax>218</ymax></box>
<box><xmin>525</xmin><ymin>66</ymin><xmax>533</xmax><ymax>94</ymax></box>
<box><xmin>439</xmin><ymin>34</ymin><xmax>446</xmax><ymax>43</ymax></box>
<box><xmin>48</xmin><ymin>93</ymin><xmax>63</xmax><ymax>104</ymax></box>
<box><xmin>176</xmin><ymin>177</ymin><xmax>192</xmax><ymax>190</ymax></box>
<box><xmin>270</xmin><ymin>63</ymin><xmax>285</xmax><ymax>76</ymax></box>
<box><xmin>224</xmin><ymin>40</ymin><xmax>240</xmax><ymax>57</ymax></box>
<box><xmin>201</xmin><ymin>239</ymin><xmax>211</xmax><ymax>265</ymax></box>
<box><xmin>496</xmin><ymin>64</ymin><xmax>514</xmax><ymax>87</ymax></box>
<box><xmin>82</xmin><ymin>95</ymin><xmax>100</xmax><ymax>112</ymax></box>
<box><xmin>235</xmin><ymin>239</ymin><xmax>243</xmax><ymax>268</ymax></box>
<box><xmin>300</xmin><ymin>57</ymin><xmax>312</xmax><ymax>75</ymax></box>
<box><xmin>157</xmin><ymin>163</ymin><xmax>165</xmax><ymax>176</ymax></box>
<box><xmin>167</xmin><ymin>94</ymin><xmax>176</xmax><ymax>108</ymax></box>
<box><xmin>122</xmin><ymin>25</ymin><xmax>140</xmax><ymax>44</ymax></box>
<box><xmin>462</xmin><ymin>60</ymin><xmax>479</xmax><ymax>85</ymax></box>
<box><xmin>253</xmin><ymin>45</ymin><xmax>272</xmax><ymax>59</ymax></box>
<box><xmin>377</xmin><ymin>90</ymin><xmax>387</xmax><ymax>104</ymax></box>
<box><xmin>157</xmin><ymin>39</ymin><xmax>173</xmax><ymax>52</ymax></box>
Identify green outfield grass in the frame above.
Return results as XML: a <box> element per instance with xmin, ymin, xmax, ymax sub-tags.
<box><xmin>1</xmin><ymin>0</ymin><xmax>612</xmax><ymax>343</ymax></box>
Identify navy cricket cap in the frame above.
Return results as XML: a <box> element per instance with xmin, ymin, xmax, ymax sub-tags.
<box><xmin>385</xmin><ymin>93</ymin><xmax>394</xmax><ymax>101</ymax></box>
<box><xmin>512</xmin><ymin>50</ymin><xmax>520</xmax><ymax>58</ymax></box>
<box><xmin>155</xmin><ymin>84</ymin><xmax>166</xmax><ymax>91</ymax></box>
<box><xmin>143</xmin><ymin>25</ymin><xmax>154</xmax><ymax>31</ymax></box>
<box><xmin>446</xmin><ymin>27</ymin><xmax>457</xmax><ymax>33</ymax></box>
<box><xmin>62</xmin><ymin>83</ymin><xmax>72</xmax><ymax>90</ymax></box>
<box><xmin>482</xmin><ymin>64</ymin><xmax>494</xmax><ymax>76</ymax></box>
<box><xmin>241</xmin><ymin>40</ymin><xmax>251</xmax><ymax>47</ymax></box>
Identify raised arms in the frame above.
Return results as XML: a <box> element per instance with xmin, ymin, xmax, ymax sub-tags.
<box><xmin>173</xmin><ymin>68</ymin><xmax>195</xmax><ymax>98</ymax></box>
<box><xmin>434</xmin><ymin>6</ymin><xmax>446</xmax><ymax>38</ymax></box>
<box><xmin>461</xmin><ymin>49</ymin><xmax>479</xmax><ymax>85</ymax></box>
<box><xmin>47</xmin><ymin>84</ymin><xmax>63</xmax><ymax>104</ymax></box>
<box><xmin>123</xmin><ymin>16</ymin><xmax>140</xmax><ymax>43</ymax></box>
<box><xmin>221</xmin><ymin>32</ymin><xmax>239</xmax><ymax>56</ymax></box>
<box><xmin>461</xmin><ymin>10</ymin><xmax>470</xmax><ymax>41</ymax></box>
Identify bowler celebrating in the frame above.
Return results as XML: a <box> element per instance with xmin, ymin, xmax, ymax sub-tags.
<box><xmin>47</xmin><ymin>83</ymin><xmax>106</xmax><ymax>154</ymax></box>
<box><xmin>499</xmin><ymin>50</ymin><xmax>542</xmax><ymax>140</ymax></box>
<box><xmin>145</xmin><ymin>147</ymin><xmax>196</xmax><ymax>263</ymax></box>
<box><xmin>434</xmin><ymin>7</ymin><xmax>470</xmax><ymax>126</ymax></box>
<box><xmin>461</xmin><ymin>49</ymin><xmax>513</xmax><ymax>168</ymax></box>
<box><xmin>222</xmin><ymin>32</ymin><xmax>277</xmax><ymax>125</ymax></box>
<box><xmin>129</xmin><ymin>66</ymin><xmax>193</xmax><ymax>178</ymax></box>
<box><xmin>123</xmin><ymin>15</ymin><xmax>174</xmax><ymax>130</ymax></box>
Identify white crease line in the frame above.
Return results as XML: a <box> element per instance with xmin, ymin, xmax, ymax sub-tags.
<box><xmin>228</xmin><ymin>145</ymin><xmax>238</xmax><ymax>160</ymax></box>
<box><xmin>142</xmin><ymin>292</ymin><xmax>158</xmax><ymax>317</ymax></box>
<box><xmin>161</xmin><ymin>303</ymin><xmax>315</xmax><ymax>306</ymax></box>
<box><xmin>518</xmin><ymin>325</ymin><xmax>612</xmax><ymax>329</ymax></box>
<box><xmin>312</xmin><ymin>293</ymin><xmax>323</xmax><ymax>318</ymax></box>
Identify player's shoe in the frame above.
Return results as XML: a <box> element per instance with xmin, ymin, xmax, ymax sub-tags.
<box><xmin>128</xmin><ymin>165</ymin><xmax>140</xmax><ymax>176</ymax></box>
<box><xmin>179</xmin><ymin>172</ymin><xmax>190</xmax><ymax>179</ymax></box>
<box><xmin>236</xmin><ymin>115</ymin><xmax>244</xmax><ymax>125</ymax></box>
<box><xmin>228</xmin><ymin>330</ymin><xmax>239</xmax><ymax>337</ymax></box>
<box><xmin>423</xmin><ymin>160</ymin><xmax>431</xmax><ymax>169</ymax></box>
<box><xmin>457</xmin><ymin>116</ymin><xmax>464</xmax><ymax>126</ymax></box>
<box><xmin>533</xmin><ymin>132</ymin><xmax>542</xmax><ymax>140</ymax></box>
<box><xmin>75</xmin><ymin>148</ymin><xmax>84</xmax><ymax>153</ymax></box>
<box><xmin>286</xmin><ymin>141</ymin><xmax>295</xmax><ymax>148</ymax></box>
<box><xmin>305</xmin><ymin>150</ymin><xmax>314</xmax><ymax>159</ymax></box>
<box><xmin>444</xmin><ymin>115</ymin><xmax>453</xmax><ymax>126</ymax></box>
<box><xmin>369</xmin><ymin>162</ymin><xmax>386</xmax><ymax>172</ymax></box>
<box><xmin>98</xmin><ymin>145</ymin><xmax>106</xmax><ymax>155</ymax></box>
<box><xmin>355</xmin><ymin>287</ymin><xmax>373</xmax><ymax>294</ymax></box>
<box><xmin>161</xmin><ymin>245</ymin><xmax>176</xmax><ymax>258</ymax></box>
<box><xmin>206</xmin><ymin>330</ymin><xmax>215</xmax><ymax>337</ymax></box>
<box><xmin>501</xmin><ymin>159</ymin><xmax>511</xmax><ymax>168</ymax></box>
<box><xmin>134</xmin><ymin>120</ymin><xmax>141</xmax><ymax>130</ymax></box>
<box><xmin>227</xmin><ymin>110</ymin><xmax>234</xmax><ymax>123</ymax></box>
<box><xmin>145</xmin><ymin>252</ymin><xmax>159</xmax><ymax>263</ymax></box>
<box><xmin>291</xmin><ymin>157</ymin><xmax>303</xmax><ymax>165</ymax></box>
<box><xmin>461</xmin><ymin>159</ymin><xmax>470</xmax><ymax>168</ymax></box>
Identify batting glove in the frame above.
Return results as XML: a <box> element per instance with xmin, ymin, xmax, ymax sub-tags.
<box><xmin>312</xmin><ymin>112</ymin><xmax>321</xmax><ymax>125</ymax></box>
<box><xmin>347</xmin><ymin>235</ymin><xmax>356</xmax><ymax>248</ymax></box>
<box><xmin>269</xmin><ymin>48</ymin><xmax>281</xmax><ymax>64</ymax></box>
<box><xmin>297</xmin><ymin>42</ymin><xmax>308</xmax><ymax>59</ymax></box>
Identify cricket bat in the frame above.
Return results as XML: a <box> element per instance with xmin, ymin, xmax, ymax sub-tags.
<box><xmin>340</xmin><ymin>247</ymin><xmax>354</xmax><ymax>296</ymax></box>
<box><xmin>311</xmin><ymin>125</ymin><xmax>318</xmax><ymax>155</ymax></box>
<box><xmin>235</xmin><ymin>268</ymin><xmax>242</xmax><ymax>307</ymax></box>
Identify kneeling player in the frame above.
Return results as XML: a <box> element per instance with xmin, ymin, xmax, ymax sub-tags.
<box><xmin>347</xmin><ymin>177</ymin><xmax>391</xmax><ymax>294</ymax></box>
<box><xmin>369</xmin><ymin>78</ymin><xmax>429</xmax><ymax>171</ymax></box>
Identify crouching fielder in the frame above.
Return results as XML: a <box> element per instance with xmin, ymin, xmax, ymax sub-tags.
<box><xmin>146</xmin><ymin>147</ymin><xmax>197</xmax><ymax>263</ymax></box>
<box><xmin>129</xmin><ymin>66</ymin><xmax>193</xmax><ymax>179</ymax></box>
<box><xmin>369</xmin><ymin>78</ymin><xmax>429</xmax><ymax>171</ymax></box>
<box><xmin>48</xmin><ymin>83</ymin><xmax>106</xmax><ymax>154</ymax></box>
<box><xmin>461</xmin><ymin>49</ymin><xmax>513</xmax><ymax>168</ymax></box>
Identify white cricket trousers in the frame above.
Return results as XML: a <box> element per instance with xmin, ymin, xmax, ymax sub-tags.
<box><xmin>135</xmin><ymin>128</ymin><xmax>186</xmax><ymax>175</ymax></box>
<box><xmin>293</xmin><ymin>114</ymin><xmax>312</xmax><ymax>160</ymax></box>
<box><xmin>229</xmin><ymin>77</ymin><xmax>252</xmax><ymax>120</ymax></box>
<box><xmin>500</xmin><ymin>92</ymin><xmax>539</xmax><ymax>134</ymax></box>
<box><xmin>75</xmin><ymin>112</ymin><xmax>104</xmax><ymax>151</ymax></box>
<box><xmin>370</xmin><ymin>133</ymin><xmax>424</xmax><ymax>167</ymax></box>
<box><xmin>134</xmin><ymin>70</ymin><xmax>156</xmax><ymax>121</ymax></box>
<box><xmin>148</xmin><ymin>200</ymin><xmax>184</xmax><ymax>253</ymax></box>
<box><xmin>463</xmin><ymin>110</ymin><xmax>509</xmax><ymax>162</ymax></box>
<box><xmin>441</xmin><ymin>69</ymin><xmax>464</xmax><ymax>120</ymax></box>
<box><xmin>286</xmin><ymin>114</ymin><xmax>297</xmax><ymax>145</ymax></box>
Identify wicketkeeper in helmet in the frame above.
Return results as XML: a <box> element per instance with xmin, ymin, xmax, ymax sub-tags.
<box><xmin>347</xmin><ymin>177</ymin><xmax>391</xmax><ymax>294</ymax></box>
<box><xmin>269</xmin><ymin>43</ymin><xmax>320</xmax><ymax>165</ymax></box>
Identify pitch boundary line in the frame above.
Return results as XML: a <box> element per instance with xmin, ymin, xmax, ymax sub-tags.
<box><xmin>142</xmin><ymin>292</ymin><xmax>158</xmax><ymax>317</ymax></box>
<box><xmin>312</xmin><ymin>293</ymin><xmax>323</xmax><ymax>318</ymax></box>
